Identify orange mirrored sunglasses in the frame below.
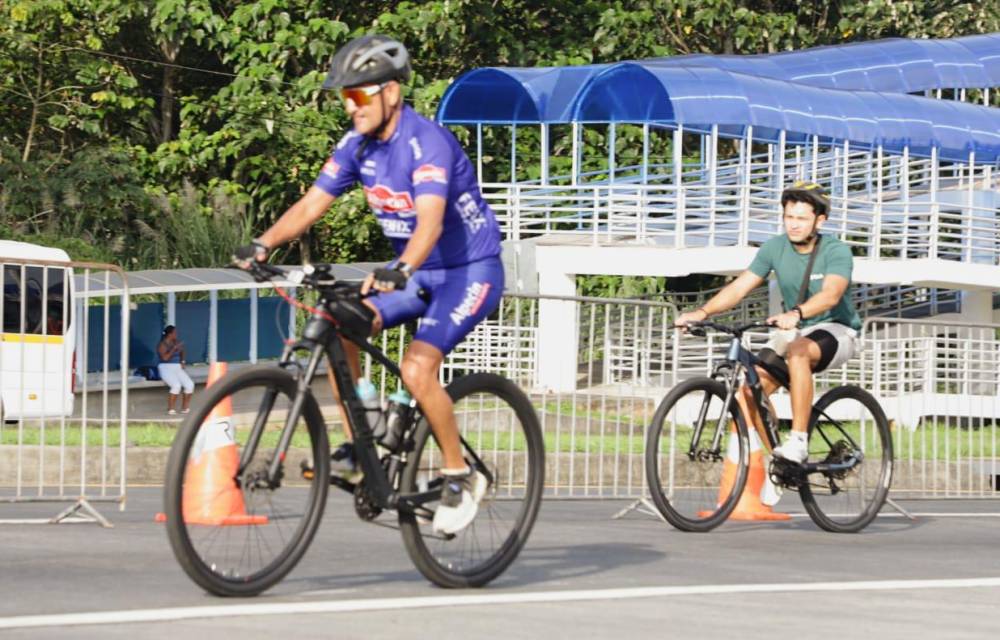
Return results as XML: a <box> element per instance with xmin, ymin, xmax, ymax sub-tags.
<box><xmin>340</xmin><ymin>83</ymin><xmax>387</xmax><ymax>107</ymax></box>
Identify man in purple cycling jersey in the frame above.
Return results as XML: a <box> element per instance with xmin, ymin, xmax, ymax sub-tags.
<box><xmin>235</xmin><ymin>35</ymin><xmax>503</xmax><ymax>534</ymax></box>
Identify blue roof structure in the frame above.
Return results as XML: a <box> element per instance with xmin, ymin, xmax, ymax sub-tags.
<box><xmin>437</xmin><ymin>42</ymin><xmax>1000</xmax><ymax>162</ymax></box>
<box><xmin>649</xmin><ymin>34</ymin><xmax>1000</xmax><ymax>92</ymax></box>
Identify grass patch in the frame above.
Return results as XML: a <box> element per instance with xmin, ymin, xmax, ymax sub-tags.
<box><xmin>3</xmin><ymin>418</ymin><xmax>996</xmax><ymax>460</ymax></box>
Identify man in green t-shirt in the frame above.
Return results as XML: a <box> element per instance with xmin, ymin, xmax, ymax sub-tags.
<box><xmin>675</xmin><ymin>181</ymin><xmax>861</xmax><ymax>463</ymax></box>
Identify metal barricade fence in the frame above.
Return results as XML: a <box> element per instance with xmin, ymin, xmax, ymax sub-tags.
<box><xmin>0</xmin><ymin>258</ymin><xmax>129</xmax><ymax>526</ymax></box>
<box><xmin>351</xmin><ymin>295</ymin><xmax>999</xmax><ymax>503</ymax></box>
<box><xmin>862</xmin><ymin>317</ymin><xmax>1000</xmax><ymax>499</ymax></box>
<box><xmin>351</xmin><ymin>294</ymin><xmax>678</xmax><ymax>499</ymax></box>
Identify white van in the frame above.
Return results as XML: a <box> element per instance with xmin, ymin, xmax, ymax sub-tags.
<box><xmin>0</xmin><ymin>240</ymin><xmax>75</xmax><ymax>421</ymax></box>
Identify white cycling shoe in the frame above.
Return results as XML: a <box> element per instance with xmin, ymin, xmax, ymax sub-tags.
<box><xmin>432</xmin><ymin>467</ymin><xmax>488</xmax><ymax>535</ymax></box>
<box><xmin>773</xmin><ymin>434</ymin><xmax>809</xmax><ymax>464</ymax></box>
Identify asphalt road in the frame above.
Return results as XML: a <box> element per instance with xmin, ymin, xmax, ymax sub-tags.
<box><xmin>1</xmin><ymin>489</ymin><xmax>999</xmax><ymax>638</ymax></box>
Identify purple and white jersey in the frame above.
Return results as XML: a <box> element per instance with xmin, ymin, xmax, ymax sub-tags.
<box><xmin>313</xmin><ymin>105</ymin><xmax>502</xmax><ymax>270</ymax></box>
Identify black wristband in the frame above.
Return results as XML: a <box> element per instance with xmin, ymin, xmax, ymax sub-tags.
<box><xmin>792</xmin><ymin>305</ymin><xmax>804</xmax><ymax>321</ymax></box>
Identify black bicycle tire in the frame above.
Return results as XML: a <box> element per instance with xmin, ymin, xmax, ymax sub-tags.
<box><xmin>799</xmin><ymin>384</ymin><xmax>893</xmax><ymax>533</ymax></box>
<box><xmin>164</xmin><ymin>366</ymin><xmax>330</xmax><ymax>596</ymax></box>
<box><xmin>398</xmin><ymin>372</ymin><xmax>545</xmax><ymax>588</ymax></box>
<box><xmin>645</xmin><ymin>377</ymin><xmax>750</xmax><ymax>532</ymax></box>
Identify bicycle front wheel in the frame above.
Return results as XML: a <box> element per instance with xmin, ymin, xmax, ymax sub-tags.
<box><xmin>164</xmin><ymin>367</ymin><xmax>330</xmax><ymax>596</ymax></box>
<box><xmin>645</xmin><ymin>377</ymin><xmax>750</xmax><ymax>532</ymax></box>
<box><xmin>799</xmin><ymin>385</ymin><xmax>893</xmax><ymax>533</ymax></box>
<box><xmin>399</xmin><ymin>372</ymin><xmax>544</xmax><ymax>588</ymax></box>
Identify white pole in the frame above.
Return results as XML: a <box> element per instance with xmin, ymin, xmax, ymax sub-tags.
<box><xmin>641</xmin><ymin>123</ymin><xmax>650</xmax><ymax>183</ymax></box>
<box><xmin>476</xmin><ymin>123</ymin><xmax>483</xmax><ymax>183</ymax></box>
<box><xmin>874</xmin><ymin>144</ymin><xmax>884</xmax><ymax>259</ymax></box>
<box><xmin>571</xmin><ymin>122</ymin><xmax>580</xmax><ymax>186</ymax></box>
<box><xmin>209</xmin><ymin>289</ymin><xmax>218</xmax><ymax>363</ymax></box>
<box><xmin>540</xmin><ymin>123</ymin><xmax>549</xmax><ymax>184</ymax></box>
<box><xmin>740</xmin><ymin>125</ymin><xmax>752</xmax><ymax>246</ymax></box>
<box><xmin>609</xmin><ymin>122</ymin><xmax>616</xmax><ymax>183</ymax></box>
<box><xmin>510</xmin><ymin>124</ymin><xmax>517</xmax><ymax>183</ymax></box>
<box><xmin>811</xmin><ymin>134</ymin><xmax>819</xmax><ymax>182</ymax></box>
<box><xmin>929</xmin><ymin>146</ymin><xmax>939</xmax><ymax>259</ymax></box>
<box><xmin>708</xmin><ymin>124</ymin><xmax>718</xmax><ymax>246</ymax></box>
<box><xmin>965</xmin><ymin>150</ymin><xmax>975</xmax><ymax>262</ymax></box>
<box><xmin>249</xmin><ymin>288</ymin><xmax>258</xmax><ymax>364</ymax></box>
<box><xmin>673</xmin><ymin>125</ymin><xmax>684</xmax><ymax>249</ymax></box>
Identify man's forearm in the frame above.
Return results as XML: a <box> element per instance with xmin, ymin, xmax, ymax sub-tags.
<box><xmin>397</xmin><ymin>221</ymin><xmax>443</xmax><ymax>270</ymax></box>
<box><xmin>799</xmin><ymin>290</ymin><xmax>839</xmax><ymax>319</ymax></box>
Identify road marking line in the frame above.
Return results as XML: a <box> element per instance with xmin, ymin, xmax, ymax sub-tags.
<box><xmin>2</xmin><ymin>577</ymin><xmax>1000</xmax><ymax>629</ymax></box>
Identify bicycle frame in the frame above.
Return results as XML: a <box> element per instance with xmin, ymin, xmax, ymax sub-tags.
<box><xmin>243</xmin><ymin>299</ymin><xmax>493</xmax><ymax>519</ymax></box>
<box><xmin>692</xmin><ymin>329</ymin><xmax>864</xmax><ymax>480</ymax></box>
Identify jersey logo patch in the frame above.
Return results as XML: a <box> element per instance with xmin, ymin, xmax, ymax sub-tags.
<box><xmin>409</xmin><ymin>137</ymin><xmax>423</xmax><ymax>160</ymax></box>
<box><xmin>378</xmin><ymin>218</ymin><xmax>414</xmax><ymax>238</ymax></box>
<box><xmin>456</xmin><ymin>192</ymin><xmax>487</xmax><ymax>233</ymax></box>
<box><xmin>450</xmin><ymin>282</ymin><xmax>491</xmax><ymax>326</ymax></box>
<box><xmin>321</xmin><ymin>159</ymin><xmax>340</xmax><ymax>178</ymax></box>
<box><xmin>413</xmin><ymin>164</ymin><xmax>448</xmax><ymax>185</ymax></box>
<box><xmin>364</xmin><ymin>185</ymin><xmax>416</xmax><ymax>214</ymax></box>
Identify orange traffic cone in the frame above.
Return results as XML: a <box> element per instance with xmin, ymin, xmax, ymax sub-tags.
<box><xmin>700</xmin><ymin>426</ymin><xmax>791</xmax><ymax>522</ymax></box>
<box><xmin>156</xmin><ymin>362</ymin><xmax>268</xmax><ymax>526</ymax></box>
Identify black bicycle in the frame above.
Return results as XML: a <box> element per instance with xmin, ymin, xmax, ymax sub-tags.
<box><xmin>645</xmin><ymin>320</ymin><xmax>892</xmax><ymax>533</ymax></box>
<box><xmin>164</xmin><ymin>262</ymin><xmax>544</xmax><ymax>596</ymax></box>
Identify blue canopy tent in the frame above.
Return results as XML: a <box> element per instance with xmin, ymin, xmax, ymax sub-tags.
<box><xmin>647</xmin><ymin>33</ymin><xmax>1000</xmax><ymax>94</ymax></box>
<box><xmin>439</xmin><ymin>61</ymin><xmax>1000</xmax><ymax>163</ymax></box>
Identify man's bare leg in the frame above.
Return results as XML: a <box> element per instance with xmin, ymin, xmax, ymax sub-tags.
<box><xmin>773</xmin><ymin>337</ymin><xmax>823</xmax><ymax>462</ymax></box>
<box><xmin>735</xmin><ymin>367</ymin><xmax>781</xmax><ymax>449</ymax></box>
<box><xmin>399</xmin><ymin>340</ymin><xmax>464</xmax><ymax>470</ymax></box>
<box><xmin>785</xmin><ymin>338</ymin><xmax>822</xmax><ymax>433</ymax></box>
<box><xmin>326</xmin><ymin>303</ymin><xmax>383</xmax><ymax>441</ymax></box>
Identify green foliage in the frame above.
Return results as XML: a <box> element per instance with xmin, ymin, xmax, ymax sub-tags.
<box><xmin>0</xmin><ymin>0</ymin><xmax>997</xmax><ymax>274</ymax></box>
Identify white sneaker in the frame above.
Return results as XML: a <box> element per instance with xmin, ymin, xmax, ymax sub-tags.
<box><xmin>432</xmin><ymin>468</ymin><xmax>488</xmax><ymax>535</ymax></box>
<box><xmin>773</xmin><ymin>434</ymin><xmax>809</xmax><ymax>464</ymax></box>
<box><xmin>761</xmin><ymin>463</ymin><xmax>783</xmax><ymax>506</ymax></box>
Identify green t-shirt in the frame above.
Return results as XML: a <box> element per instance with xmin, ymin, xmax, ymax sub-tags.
<box><xmin>748</xmin><ymin>234</ymin><xmax>862</xmax><ymax>330</ymax></box>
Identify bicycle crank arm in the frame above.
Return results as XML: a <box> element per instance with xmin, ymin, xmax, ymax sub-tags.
<box><xmin>801</xmin><ymin>454</ymin><xmax>863</xmax><ymax>474</ymax></box>
<box><xmin>395</xmin><ymin>487</ymin><xmax>444</xmax><ymax>513</ymax></box>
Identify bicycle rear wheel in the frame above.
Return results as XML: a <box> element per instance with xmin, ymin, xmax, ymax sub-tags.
<box><xmin>398</xmin><ymin>372</ymin><xmax>544</xmax><ymax>588</ymax></box>
<box><xmin>645</xmin><ymin>377</ymin><xmax>750</xmax><ymax>532</ymax></box>
<box><xmin>799</xmin><ymin>385</ymin><xmax>893</xmax><ymax>533</ymax></box>
<box><xmin>164</xmin><ymin>367</ymin><xmax>330</xmax><ymax>596</ymax></box>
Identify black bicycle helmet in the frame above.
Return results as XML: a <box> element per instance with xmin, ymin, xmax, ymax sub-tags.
<box><xmin>323</xmin><ymin>34</ymin><xmax>411</xmax><ymax>89</ymax></box>
<box><xmin>780</xmin><ymin>180</ymin><xmax>830</xmax><ymax>217</ymax></box>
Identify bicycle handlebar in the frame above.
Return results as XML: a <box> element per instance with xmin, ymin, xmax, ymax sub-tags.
<box><xmin>237</xmin><ymin>260</ymin><xmax>429</xmax><ymax>303</ymax></box>
<box><xmin>681</xmin><ymin>320</ymin><xmax>775</xmax><ymax>337</ymax></box>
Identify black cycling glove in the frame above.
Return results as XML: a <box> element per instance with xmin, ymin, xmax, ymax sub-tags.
<box><xmin>233</xmin><ymin>240</ymin><xmax>269</xmax><ymax>264</ymax></box>
<box><xmin>371</xmin><ymin>262</ymin><xmax>411</xmax><ymax>291</ymax></box>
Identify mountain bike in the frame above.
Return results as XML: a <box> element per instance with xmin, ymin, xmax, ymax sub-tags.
<box><xmin>645</xmin><ymin>320</ymin><xmax>892</xmax><ymax>533</ymax></box>
<box><xmin>164</xmin><ymin>261</ymin><xmax>544</xmax><ymax>596</ymax></box>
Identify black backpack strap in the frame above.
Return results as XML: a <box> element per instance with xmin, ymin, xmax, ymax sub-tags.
<box><xmin>796</xmin><ymin>235</ymin><xmax>821</xmax><ymax>307</ymax></box>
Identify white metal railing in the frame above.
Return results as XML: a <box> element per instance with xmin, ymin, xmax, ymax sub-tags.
<box><xmin>427</xmin><ymin>294</ymin><xmax>1000</xmax><ymax>500</ymax></box>
<box><xmin>1</xmin><ymin>258</ymin><xmax>129</xmax><ymax>527</ymax></box>
<box><xmin>486</xmin><ymin>178</ymin><xmax>1000</xmax><ymax>268</ymax></box>
<box><xmin>861</xmin><ymin>317</ymin><xmax>1000</xmax><ymax>498</ymax></box>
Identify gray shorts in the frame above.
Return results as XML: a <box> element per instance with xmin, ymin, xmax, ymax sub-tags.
<box><xmin>765</xmin><ymin>322</ymin><xmax>858</xmax><ymax>373</ymax></box>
